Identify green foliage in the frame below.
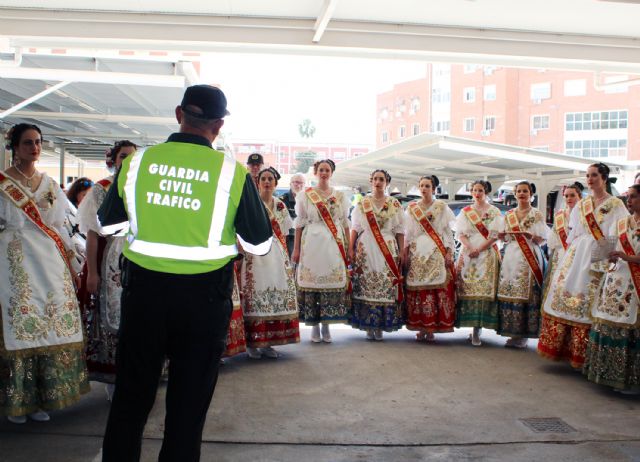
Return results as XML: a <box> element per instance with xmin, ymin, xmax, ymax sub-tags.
<box><xmin>298</xmin><ymin>118</ymin><xmax>316</xmax><ymax>139</ymax></box>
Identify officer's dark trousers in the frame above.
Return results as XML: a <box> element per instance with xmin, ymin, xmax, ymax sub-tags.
<box><xmin>102</xmin><ymin>259</ymin><xmax>233</xmax><ymax>462</ymax></box>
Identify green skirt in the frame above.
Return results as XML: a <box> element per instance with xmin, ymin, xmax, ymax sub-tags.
<box><xmin>583</xmin><ymin>322</ymin><xmax>640</xmax><ymax>391</ymax></box>
<box><xmin>455</xmin><ymin>298</ymin><xmax>498</xmax><ymax>329</ymax></box>
<box><xmin>0</xmin><ymin>346</ymin><xmax>89</xmax><ymax>417</ymax></box>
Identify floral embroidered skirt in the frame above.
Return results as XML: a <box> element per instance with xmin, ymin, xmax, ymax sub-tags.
<box><xmin>349</xmin><ymin>300</ymin><xmax>404</xmax><ymax>332</ymax></box>
<box><xmin>405</xmin><ymin>278</ymin><xmax>456</xmax><ymax>333</ymax></box>
<box><xmin>537</xmin><ymin>313</ymin><xmax>590</xmax><ymax>369</ymax></box>
<box><xmin>455</xmin><ymin>298</ymin><xmax>498</xmax><ymax>329</ymax></box>
<box><xmin>297</xmin><ymin>288</ymin><xmax>350</xmax><ymax>325</ymax></box>
<box><xmin>0</xmin><ymin>347</ymin><xmax>89</xmax><ymax>417</ymax></box>
<box><xmin>583</xmin><ymin>321</ymin><xmax>640</xmax><ymax>391</ymax></box>
<box><xmin>497</xmin><ymin>287</ymin><xmax>541</xmax><ymax>338</ymax></box>
<box><xmin>223</xmin><ymin>299</ymin><xmax>246</xmax><ymax>357</ymax></box>
<box><xmin>244</xmin><ymin>318</ymin><xmax>300</xmax><ymax>348</ymax></box>
<box><xmin>81</xmin><ymin>297</ymin><xmax>118</xmax><ymax>384</ymax></box>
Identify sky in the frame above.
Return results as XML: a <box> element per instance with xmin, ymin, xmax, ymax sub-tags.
<box><xmin>201</xmin><ymin>53</ymin><xmax>428</xmax><ymax>146</ymax></box>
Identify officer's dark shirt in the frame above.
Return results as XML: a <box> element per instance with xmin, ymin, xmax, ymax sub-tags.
<box><xmin>98</xmin><ymin>133</ymin><xmax>272</xmax><ymax>248</ymax></box>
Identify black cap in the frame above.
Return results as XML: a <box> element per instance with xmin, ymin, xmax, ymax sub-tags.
<box><xmin>247</xmin><ymin>153</ymin><xmax>264</xmax><ymax>165</ymax></box>
<box><xmin>180</xmin><ymin>85</ymin><xmax>230</xmax><ymax>120</ymax></box>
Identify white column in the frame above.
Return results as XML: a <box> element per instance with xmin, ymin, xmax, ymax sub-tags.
<box><xmin>0</xmin><ymin>129</ymin><xmax>8</xmax><ymax>170</ymax></box>
<box><xmin>59</xmin><ymin>145</ymin><xmax>65</xmax><ymax>186</ymax></box>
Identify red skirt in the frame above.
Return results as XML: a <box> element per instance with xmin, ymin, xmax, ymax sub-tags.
<box><xmin>537</xmin><ymin>312</ymin><xmax>590</xmax><ymax>369</ymax></box>
<box><xmin>223</xmin><ymin>301</ymin><xmax>246</xmax><ymax>358</ymax></box>
<box><xmin>405</xmin><ymin>277</ymin><xmax>456</xmax><ymax>333</ymax></box>
<box><xmin>244</xmin><ymin>318</ymin><xmax>300</xmax><ymax>348</ymax></box>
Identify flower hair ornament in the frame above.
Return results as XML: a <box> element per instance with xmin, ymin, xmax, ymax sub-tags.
<box><xmin>105</xmin><ymin>147</ymin><xmax>114</xmax><ymax>170</ymax></box>
<box><xmin>3</xmin><ymin>126</ymin><xmax>14</xmax><ymax>151</ymax></box>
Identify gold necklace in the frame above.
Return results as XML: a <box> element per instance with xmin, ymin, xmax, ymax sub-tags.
<box><xmin>593</xmin><ymin>194</ymin><xmax>609</xmax><ymax>206</ymax></box>
<box><xmin>372</xmin><ymin>195</ymin><xmax>386</xmax><ymax>206</ymax></box>
<box><xmin>316</xmin><ymin>186</ymin><xmax>331</xmax><ymax>197</ymax></box>
<box><xmin>14</xmin><ymin>166</ymin><xmax>37</xmax><ymax>188</ymax></box>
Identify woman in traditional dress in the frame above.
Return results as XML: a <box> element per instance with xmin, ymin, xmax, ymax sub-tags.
<box><xmin>77</xmin><ymin>140</ymin><xmax>136</xmax><ymax>396</ymax></box>
<box><xmin>583</xmin><ymin>184</ymin><xmax>640</xmax><ymax>393</ymax></box>
<box><xmin>66</xmin><ymin>177</ymin><xmax>93</xmax><ymax>208</ymax></box>
<box><xmin>454</xmin><ymin>180</ymin><xmax>503</xmax><ymax>346</ymax></box>
<box><xmin>540</xmin><ymin>182</ymin><xmax>584</xmax><ymax>301</ymax></box>
<box><xmin>496</xmin><ymin>181</ymin><xmax>549</xmax><ymax>348</ymax></box>
<box><xmin>403</xmin><ymin>175</ymin><xmax>456</xmax><ymax>342</ymax></box>
<box><xmin>63</xmin><ymin>178</ymin><xmax>94</xmax><ymax>278</ymax></box>
<box><xmin>537</xmin><ymin>182</ymin><xmax>588</xmax><ymax>366</ymax></box>
<box><xmin>241</xmin><ymin>167</ymin><xmax>299</xmax><ymax>358</ymax></box>
<box><xmin>221</xmin><ymin>267</ymin><xmax>247</xmax><ymax>361</ymax></box>
<box><xmin>292</xmin><ymin>159</ymin><xmax>351</xmax><ymax>343</ymax></box>
<box><xmin>0</xmin><ymin>124</ymin><xmax>88</xmax><ymax>424</ymax></box>
<box><xmin>349</xmin><ymin>169</ymin><xmax>404</xmax><ymax>341</ymax></box>
<box><xmin>540</xmin><ymin>163</ymin><xmax>627</xmax><ymax>368</ymax></box>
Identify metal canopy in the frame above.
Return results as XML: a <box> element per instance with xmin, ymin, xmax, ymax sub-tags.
<box><xmin>331</xmin><ymin>133</ymin><xmax>636</xmax><ymax>211</ymax></box>
<box><xmin>0</xmin><ymin>53</ymin><xmax>192</xmax><ymax>162</ymax></box>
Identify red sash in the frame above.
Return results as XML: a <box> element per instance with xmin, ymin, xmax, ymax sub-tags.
<box><xmin>554</xmin><ymin>210</ymin><xmax>569</xmax><ymax>251</ymax></box>
<box><xmin>409</xmin><ymin>202</ymin><xmax>447</xmax><ymax>258</ymax></box>
<box><xmin>505</xmin><ymin>209</ymin><xmax>543</xmax><ymax>287</ymax></box>
<box><xmin>462</xmin><ymin>205</ymin><xmax>501</xmax><ymax>260</ymax></box>
<box><xmin>617</xmin><ymin>217</ymin><xmax>640</xmax><ymax>302</ymax></box>
<box><xmin>0</xmin><ymin>172</ymin><xmax>72</xmax><ymax>274</ymax></box>
<box><xmin>306</xmin><ymin>188</ymin><xmax>351</xmax><ymax>292</ymax></box>
<box><xmin>581</xmin><ymin>196</ymin><xmax>605</xmax><ymax>242</ymax></box>
<box><xmin>362</xmin><ymin>197</ymin><xmax>403</xmax><ymax>303</ymax></box>
<box><xmin>409</xmin><ymin>202</ymin><xmax>455</xmax><ymax>285</ymax></box>
<box><xmin>97</xmin><ymin>178</ymin><xmax>112</xmax><ymax>190</ymax></box>
<box><xmin>265</xmin><ymin>201</ymin><xmax>288</xmax><ymax>256</ymax></box>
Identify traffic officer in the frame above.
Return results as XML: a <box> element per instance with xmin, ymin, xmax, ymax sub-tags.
<box><xmin>98</xmin><ymin>84</ymin><xmax>272</xmax><ymax>461</ymax></box>
<box><xmin>246</xmin><ymin>152</ymin><xmax>264</xmax><ymax>186</ymax></box>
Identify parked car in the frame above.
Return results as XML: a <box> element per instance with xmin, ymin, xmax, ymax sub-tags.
<box><xmin>446</xmin><ymin>200</ymin><xmax>511</xmax><ymax>217</ymax></box>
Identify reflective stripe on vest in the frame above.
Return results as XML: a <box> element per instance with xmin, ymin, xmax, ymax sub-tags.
<box><xmin>123</xmin><ymin>148</ymin><xmax>238</xmax><ymax>261</ymax></box>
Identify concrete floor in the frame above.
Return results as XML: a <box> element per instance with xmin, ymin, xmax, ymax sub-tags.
<box><xmin>1</xmin><ymin>326</ymin><xmax>639</xmax><ymax>461</ymax></box>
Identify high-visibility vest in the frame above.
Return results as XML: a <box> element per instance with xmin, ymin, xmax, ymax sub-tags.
<box><xmin>118</xmin><ymin>141</ymin><xmax>247</xmax><ymax>274</ymax></box>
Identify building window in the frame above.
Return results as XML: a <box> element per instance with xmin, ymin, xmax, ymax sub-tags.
<box><xmin>565</xmin><ymin>110</ymin><xmax>628</xmax><ymax>131</ymax></box>
<box><xmin>412</xmin><ymin>123</ymin><xmax>420</xmax><ymax>136</ymax></box>
<box><xmin>532</xmin><ymin>115</ymin><xmax>550</xmax><ymax>130</ymax></box>
<box><xmin>530</xmin><ymin>82</ymin><xmax>551</xmax><ymax>101</ymax></box>
<box><xmin>463</xmin><ymin>118</ymin><xmax>475</xmax><ymax>132</ymax></box>
<box><xmin>432</xmin><ymin>88</ymin><xmax>451</xmax><ymax>104</ymax></box>
<box><xmin>564</xmin><ymin>79</ymin><xmax>586</xmax><ymax>97</ymax></box>
<box><xmin>463</xmin><ymin>87</ymin><xmax>476</xmax><ymax>103</ymax></box>
<box><xmin>333</xmin><ymin>151</ymin><xmax>346</xmax><ymax>160</ymax></box>
<box><xmin>379</xmin><ymin>107</ymin><xmax>389</xmax><ymax>120</ymax></box>
<box><xmin>381</xmin><ymin>131</ymin><xmax>389</xmax><ymax>143</ymax></box>
<box><xmin>484</xmin><ymin>84</ymin><xmax>496</xmax><ymax>101</ymax></box>
<box><xmin>565</xmin><ymin>139</ymin><xmax>627</xmax><ymax>158</ymax></box>
<box><xmin>484</xmin><ymin>66</ymin><xmax>497</xmax><ymax>75</ymax></box>
<box><xmin>463</xmin><ymin>64</ymin><xmax>478</xmax><ymax>74</ymax></box>
<box><xmin>484</xmin><ymin>116</ymin><xmax>496</xmax><ymax>131</ymax></box>
<box><xmin>433</xmin><ymin>120</ymin><xmax>450</xmax><ymax>132</ymax></box>
<box><xmin>410</xmin><ymin>97</ymin><xmax>421</xmax><ymax>114</ymax></box>
<box><xmin>398</xmin><ymin>126</ymin><xmax>406</xmax><ymax>138</ymax></box>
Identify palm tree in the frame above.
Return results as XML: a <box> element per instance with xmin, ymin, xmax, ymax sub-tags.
<box><xmin>298</xmin><ymin>118</ymin><xmax>316</xmax><ymax>139</ymax></box>
<box><xmin>295</xmin><ymin>119</ymin><xmax>317</xmax><ymax>173</ymax></box>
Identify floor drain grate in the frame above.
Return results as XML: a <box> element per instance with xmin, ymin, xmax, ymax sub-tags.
<box><xmin>520</xmin><ymin>417</ymin><xmax>576</xmax><ymax>433</ymax></box>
